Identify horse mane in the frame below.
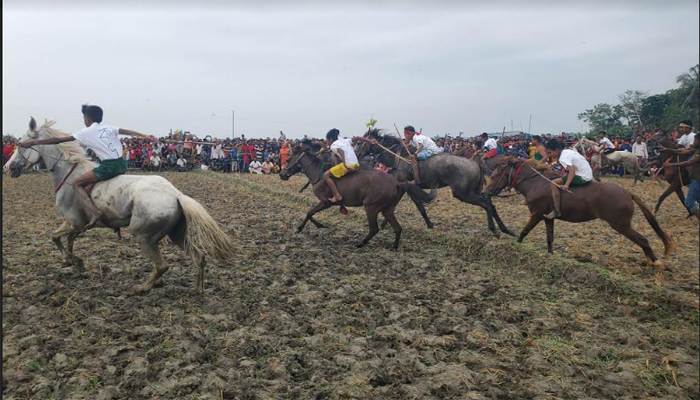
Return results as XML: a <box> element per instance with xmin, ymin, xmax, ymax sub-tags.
<box><xmin>368</xmin><ymin>129</ymin><xmax>402</xmax><ymax>146</ymax></box>
<box><xmin>41</xmin><ymin>121</ymin><xmax>98</xmax><ymax>168</ymax></box>
<box><xmin>498</xmin><ymin>156</ymin><xmax>558</xmax><ymax>177</ymax></box>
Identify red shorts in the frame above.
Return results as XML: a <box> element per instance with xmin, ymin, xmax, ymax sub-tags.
<box><xmin>484</xmin><ymin>149</ymin><xmax>498</xmax><ymax>159</ymax></box>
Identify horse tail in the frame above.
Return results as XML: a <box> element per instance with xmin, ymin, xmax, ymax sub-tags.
<box><xmin>177</xmin><ymin>194</ymin><xmax>236</xmax><ymax>264</ymax></box>
<box><xmin>399</xmin><ymin>183</ymin><xmax>437</xmax><ymax>204</ymax></box>
<box><xmin>631</xmin><ymin>194</ymin><xmax>674</xmax><ymax>256</ymax></box>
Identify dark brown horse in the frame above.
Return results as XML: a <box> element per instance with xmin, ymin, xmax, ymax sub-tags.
<box><xmin>648</xmin><ymin>131</ymin><xmax>691</xmax><ymax>214</ymax></box>
<box><xmin>355</xmin><ymin>129</ymin><xmax>514</xmax><ymax>236</ymax></box>
<box><xmin>280</xmin><ymin>145</ymin><xmax>436</xmax><ymax>249</ymax></box>
<box><xmin>483</xmin><ymin>157</ymin><xmax>673</xmax><ymax>269</ymax></box>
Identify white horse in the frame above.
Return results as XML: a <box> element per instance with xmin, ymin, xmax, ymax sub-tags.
<box><xmin>7</xmin><ymin>118</ymin><xmax>237</xmax><ymax>294</ymax></box>
<box><xmin>576</xmin><ymin>138</ymin><xmax>647</xmax><ymax>184</ymax></box>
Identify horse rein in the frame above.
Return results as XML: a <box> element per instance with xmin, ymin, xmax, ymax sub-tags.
<box><xmin>16</xmin><ymin>143</ymin><xmax>65</xmax><ymax>172</ymax></box>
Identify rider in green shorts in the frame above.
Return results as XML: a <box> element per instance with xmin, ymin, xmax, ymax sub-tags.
<box><xmin>543</xmin><ymin>139</ymin><xmax>593</xmax><ymax>219</ymax></box>
<box><xmin>21</xmin><ymin>104</ymin><xmax>155</xmax><ymax>228</ymax></box>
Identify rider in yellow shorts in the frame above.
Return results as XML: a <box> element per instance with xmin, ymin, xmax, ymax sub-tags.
<box><xmin>323</xmin><ymin>128</ymin><xmax>360</xmax><ymax>203</ymax></box>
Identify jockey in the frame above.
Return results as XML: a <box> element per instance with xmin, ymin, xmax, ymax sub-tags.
<box><xmin>481</xmin><ymin>132</ymin><xmax>499</xmax><ymax>160</ymax></box>
<box><xmin>543</xmin><ymin>139</ymin><xmax>593</xmax><ymax>219</ymax></box>
<box><xmin>404</xmin><ymin>125</ymin><xmax>441</xmax><ymax>161</ymax></box>
<box><xmin>598</xmin><ymin>130</ymin><xmax>615</xmax><ymax>169</ymax></box>
<box><xmin>20</xmin><ymin>104</ymin><xmax>156</xmax><ymax>228</ymax></box>
<box><xmin>323</xmin><ymin>128</ymin><xmax>360</xmax><ymax>203</ymax></box>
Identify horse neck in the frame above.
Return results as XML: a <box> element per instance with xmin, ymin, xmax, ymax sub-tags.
<box><xmin>512</xmin><ymin>165</ymin><xmax>548</xmax><ymax>197</ymax></box>
<box><xmin>377</xmin><ymin>140</ymin><xmax>405</xmax><ymax>167</ymax></box>
<box><xmin>34</xmin><ymin>144</ymin><xmax>77</xmax><ymax>190</ymax></box>
<box><xmin>300</xmin><ymin>154</ymin><xmax>322</xmax><ymax>184</ymax></box>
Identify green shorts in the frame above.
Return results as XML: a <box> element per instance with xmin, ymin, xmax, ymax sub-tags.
<box><xmin>93</xmin><ymin>158</ymin><xmax>127</xmax><ymax>180</ymax></box>
<box><xmin>565</xmin><ymin>174</ymin><xmax>590</xmax><ymax>186</ymax></box>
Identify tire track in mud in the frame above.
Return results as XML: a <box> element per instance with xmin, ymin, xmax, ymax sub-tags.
<box><xmin>3</xmin><ymin>171</ymin><xmax>698</xmax><ymax>400</ymax></box>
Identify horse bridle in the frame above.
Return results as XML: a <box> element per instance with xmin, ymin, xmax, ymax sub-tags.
<box><xmin>490</xmin><ymin>162</ymin><xmax>539</xmax><ymax>195</ymax></box>
<box><xmin>16</xmin><ymin>141</ymin><xmax>65</xmax><ymax>172</ymax></box>
<box><xmin>284</xmin><ymin>151</ymin><xmax>325</xmax><ymax>184</ymax></box>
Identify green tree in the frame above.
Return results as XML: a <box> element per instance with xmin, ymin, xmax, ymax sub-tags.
<box><xmin>577</xmin><ymin>103</ymin><xmax>629</xmax><ymax>135</ymax></box>
<box><xmin>676</xmin><ymin>64</ymin><xmax>699</xmax><ymax>110</ymax></box>
<box><xmin>640</xmin><ymin>93</ymin><xmax>671</xmax><ymax>128</ymax></box>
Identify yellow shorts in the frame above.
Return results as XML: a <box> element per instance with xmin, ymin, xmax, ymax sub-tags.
<box><xmin>330</xmin><ymin>163</ymin><xmax>359</xmax><ymax>178</ymax></box>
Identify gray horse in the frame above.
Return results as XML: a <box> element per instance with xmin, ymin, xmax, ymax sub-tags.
<box><xmin>356</xmin><ymin>129</ymin><xmax>514</xmax><ymax>236</ymax></box>
<box><xmin>7</xmin><ymin>118</ymin><xmax>236</xmax><ymax>294</ymax></box>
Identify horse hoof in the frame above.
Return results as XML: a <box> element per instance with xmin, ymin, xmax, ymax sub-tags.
<box><xmin>73</xmin><ymin>258</ymin><xmax>85</xmax><ymax>271</ymax></box>
<box><xmin>652</xmin><ymin>260</ymin><xmax>667</xmax><ymax>271</ymax></box>
<box><xmin>296</xmin><ymin>227</ymin><xmax>303</xmax><ymax>233</ymax></box>
<box><xmin>355</xmin><ymin>242</ymin><xmax>366</xmax><ymax>248</ymax></box>
<box><xmin>427</xmin><ymin>224</ymin><xmax>434</xmax><ymax>229</ymax></box>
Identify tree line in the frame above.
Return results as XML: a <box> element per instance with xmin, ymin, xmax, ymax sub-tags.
<box><xmin>577</xmin><ymin>64</ymin><xmax>699</xmax><ymax>136</ymax></box>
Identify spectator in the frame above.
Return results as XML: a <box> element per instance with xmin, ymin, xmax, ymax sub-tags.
<box><xmin>262</xmin><ymin>158</ymin><xmax>274</xmax><ymax>174</ymax></box>
<box><xmin>250</xmin><ymin>158</ymin><xmax>263</xmax><ymax>174</ymax></box>
<box><xmin>176</xmin><ymin>155</ymin><xmax>187</xmax><ymax>172</ymax></box>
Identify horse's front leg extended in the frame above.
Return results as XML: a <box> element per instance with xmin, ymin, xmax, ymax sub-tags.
<box><xmin>298</xmin><ymin>201</ymin><xmax>332</xmax><ymax>233</ymax></box>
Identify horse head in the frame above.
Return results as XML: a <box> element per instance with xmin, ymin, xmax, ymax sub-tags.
<box><xmin>279</xmin><ymin>145</ymin><xmax>309</xmax><ymax>181</ymax></box>
<box><xmin>482</xmin><ymin>156</ymin><xmax>521</xmax><ymax>197</ymax></box>
<box><xmin>7</xmin><ymin>117</ymin><xmax>45</xmax><ymax>178</ymax></box>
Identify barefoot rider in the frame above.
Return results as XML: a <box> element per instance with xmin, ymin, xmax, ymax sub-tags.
<box><xmin>323</xmin><ymin>128</ymin><xmax>360</xmax><ymax>203</ymax></box>
<box><xmin>20</xmin><ymin>104</ymin><xmax>156</xmax><ymax>228</ymax></box>
<box><xmin>543</xmin><ymin>139</ymin><xmax>593</xmax><ymax>219</ymax></box>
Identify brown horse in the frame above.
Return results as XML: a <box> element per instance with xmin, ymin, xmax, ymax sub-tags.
<box><xmin>355</xmin><ymin>129</ymin><xmax>514</xmax><ymax>237</ymax></box>
<box><xmin>279</xmin><ymin>145</ymin><xmax>436</xmax><ymax>249</ymax></box>
<box><xmin>648</xmin><ymin>131</ymin><xmax>691</xmax><ymax>214</ymax></box>
<box><xmin>482</xmin><ymin>157</ymin><xmax>673</xmax><ymax>269</ymax></box>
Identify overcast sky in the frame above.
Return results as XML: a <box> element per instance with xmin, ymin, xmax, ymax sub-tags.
<box><xmin>3</xmin><ymin>1</ymin><xmax>699</xmax><ymax>139</ymax></box>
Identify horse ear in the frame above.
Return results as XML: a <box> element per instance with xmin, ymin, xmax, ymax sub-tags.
<box><xmin>29</xmin><ymin>117</ymin><xmax>37</xmax><ymax>132</ymax></box>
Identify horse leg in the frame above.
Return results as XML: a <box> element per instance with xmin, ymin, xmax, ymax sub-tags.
<box><xmin>298</xmin><ymin>201</ymin><xmax>331</xmax><ymax>232</ymax></box>
<box><xmin>487</xmin><ymin>198</ymin><xmax>514</xmax><ymax>236</ymax></box>
<box><xmin>356</xmin><ymin>207</ymin><xmax>380</xmax><ymax>248</ymax></box>
<box><xmin>381</xmin><ymin>207</ymin><xmax>403</xmax><ymax>250</ymax></box>
<box><xmin>191</xmin><ymin>249</ymin><xmax>206</xmax><ymax>294</ymax></box>
<box><xmin>674</xmin><ymin>185</ymin><xmax>688</xmax><ymax>212</ymax></box>
<box><xmin>134</xmin><ymin>240</ymin><xmax>169</xmax><ymax>294</ymax></box>
<box><xmin>654</xmin><ymin>182</ymin><xmax>678</xmax><ymax>214</ymax></box>
<box><xmin>517</xmin><ymin>214</ymin><xmax>543</xmax><ymax>244</ymax></box>
<box><xmin>607</xmin><ymin>222</ymin><xmax>662</xmax><ymax>269</ymax></box>
<box><xmin>51</xmin><ymin>221</ymin><xmax>84</xmax><ymax>269</ymax></box>
<box><xmin>462</xmin><ymin>193</ymin><xmax>498</xmax><ymax>237</ymax></box>
<box><xmin>408</xmin><ymin>192</ymin><xmax>434</xmax><ymax>229</ymax></box>
<box><xmin>544</xmin><ymin>219</ymin><xmax>554</xmax><ymax>254</ymax></box>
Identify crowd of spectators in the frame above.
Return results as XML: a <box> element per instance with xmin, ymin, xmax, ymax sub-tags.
<box><xmin>0</xmin><ymin>126</ymin><xmax>680</xmax><ymax>179</ymax></box>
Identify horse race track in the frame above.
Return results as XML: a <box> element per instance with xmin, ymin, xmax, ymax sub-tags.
<box><xmin>3</xmin><ymin>170</ymin><xmax>699</xmax><ymax>400</ymax></box>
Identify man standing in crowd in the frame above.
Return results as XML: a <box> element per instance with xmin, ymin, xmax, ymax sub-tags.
<box><xmin>632</xmin><ymin>135</ymin><xmax>648</xmax><ymax>166</ymax></box>
<box><xmin>663</xmin><ymin>135</ymin><xmax>700</xmax><ymax>220</ymax></box>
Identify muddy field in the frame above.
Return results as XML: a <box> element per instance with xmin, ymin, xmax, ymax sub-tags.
<box><xmin>3</xmin><ymin>170</ymin><xmax>699</xmax><ymax>399</ymax></box>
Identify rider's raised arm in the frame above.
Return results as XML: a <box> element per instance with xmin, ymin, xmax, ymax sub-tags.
<box><xmin>119</xmin><ymin>128</ymin><xmax>156</xmax><ymax>142</ymax></box>
<box><xmin>21</xmin><ymin>136</ymin><xmax>75</xmax><ymax>148</ymax></box>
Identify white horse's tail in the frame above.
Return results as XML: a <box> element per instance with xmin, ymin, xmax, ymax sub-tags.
<box><xmin>177</xmin><ymin>195</ymin><xmax>235</xmax><ymax>264</ymax></box>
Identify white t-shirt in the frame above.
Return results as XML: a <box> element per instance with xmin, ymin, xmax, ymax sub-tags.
<box><xmin>678</xmin><ymin>132</ymin><xmax>697</xmax><ymax>148</ymax></box>
<box><xmin>150</xmin><ymin>155</ymin><xmax>161</xmax><ymax>166</ymax></box>
<box><xmin>330</xmin><ymin>138</ymin><xmax>359</xmax><ymax>165</ymax></box>
<box><xmin>72</xmin><ymin>122</ymin><xmax>122</xmax><ymax>161</ymax></box>
<box><xmin>632</xmin><ymin>142</ymin><xmax>648</xmax><ymax>159</ymax></box>
<box><xmin>411</xmin><ymin>135</ymin><xmax>441</xmax><ymax>153</ymax></box>
<box><xmin>483</xmin><ymin>138</ymin><xmax>498</xmax><ymax>151</ymax></box>
<box><xmin>250</xmin><ymin>160</ymin><xmax>262</xmax><ymax>169</ymax></box>
<box><xmin>559</xmin><ymin>148</ymin><xmax>593</xmax><ymax>182</ymax></box>
<box><xmin>599</xmin><ymin>137</ymin><xmax>614</xmax><ymax>150</ymax></box>
<box><xmin>177</xmin><ymin>158</ymin><xmax>186</xmax><ymax>167</ymax></box>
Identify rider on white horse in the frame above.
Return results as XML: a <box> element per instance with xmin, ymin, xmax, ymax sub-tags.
<box><xmin>20</xmin><ymin>104</ymin><xmax>156</xmax><ymax>228</ymax></box>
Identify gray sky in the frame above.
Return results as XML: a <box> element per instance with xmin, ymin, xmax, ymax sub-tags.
<box><xmin>3</xmin><ymin>1</ymin><xmax>699</xmax><ymax>139</ymax></box>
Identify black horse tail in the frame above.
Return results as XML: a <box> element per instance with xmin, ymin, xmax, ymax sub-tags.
<box><xmin>399</xmin><ymin>183</ymin><xmax>437</xmax><ymax>204</ymax></box>
<box><xmin>631</xmin><ymin>194</ymin><xmax>674</xmax><ymax>256</ymax></box>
